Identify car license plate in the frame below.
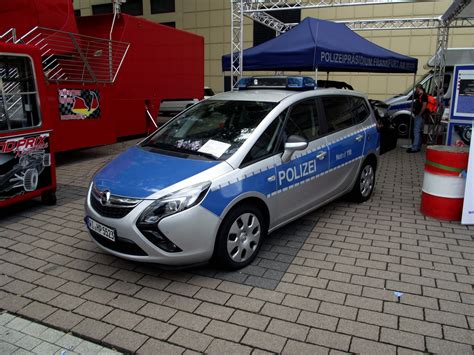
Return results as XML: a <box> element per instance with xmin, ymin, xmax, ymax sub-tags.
<box><xmin>86</xmin><ymin>217</ymin><xmax>116</xmax><ymax>242</ymax></box>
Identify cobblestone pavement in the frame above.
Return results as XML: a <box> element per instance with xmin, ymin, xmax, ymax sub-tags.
<box><xmin>1</xmin><ymin>140</ymin><xmax>474</xmax><ymax>354</ymax></box>
<box><xmin>0</xmin><ymin>311</ymin><xmax>122</xmax><ymax>354</ymax></box>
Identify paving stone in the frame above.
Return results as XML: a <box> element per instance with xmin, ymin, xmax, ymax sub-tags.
<box><xmin>318</xmin><ymin>302</ymin><xmax>357</xmax><ymax>320</ymax></box>
<box><xmin>17</xmin><ymin>301</ymin><xmax>56</xmax><ymax>321</ymax></box>
<box><xmin>241</xmin><ymin>329</ymin><xmax>287</xmax><ymax>353</ymax></box>
<box><xmin>229</xmin><ymin>310</ymin><xmax>270</xmax><ymax>331</ymax></box>
<box><xmin>14</xmin><ymin>334</ymin><xmax>42</xmax><ymax>350</ymax></box>
<box><xmin>134</xmin><ymin>318</ymin><xmax>177</xmax><ymax>340</ymax></box>
<box><xmin>307</xmin><ymin>328</ymin><xmax>351</xmax><ymax>352</ymax></box>
<box><xmin>205</xmin><ymin>339</ymin><xmax>252</xmax><ymax>355</ymax></box>
<box><xmin>55</xmin><ymin>333</ymin><xmax>84</xmax><ymax>351</ymax></box>
<box><xmin>169</xmin><ymin>311</ymin><xmax>210</xmax><ymax>332</ymax></box>
<box><xmin>424</xmin><ymin>309</ymin><xmax>468</xmax><ymax>328</ymax></box>
<box><xmin>44</xmin><ymin>309</ymin><xmax>84</xmax><ymax>331</ymax></box>
<box><xmin>282</xmin><ymin>339</ymin><xmax>329</xmax><ymax>355</ymax></box>
<box><xmin>337</xmin><ymin>319</ymin><xmax>379</xmax><ymax>341</ymax></box>
<box><xmin>5</xmin><ymin>317</ymin><xmax>31</xmax><ymax>331</ymax></box>
<box><xmin>73</xmin><ymin>340</ymin><xmax>104</xmax><ymax>354</ymax></box>
<box><xmin>260</xmin><ymin>302</ymin><xmax>300</xmax><ymax>322</ymax></box>
<box><xmin>443</xmin><ymin>326</ymin><xmax>474</xmax><ymax>345</ymax></box>
<box><xmin>384</xmin><ymin>302</ymin><xmax>424</xmax><ymax>320</ymax></box>
<box><xmin>72</xmin><ymin>318</ymin><xmax>115</xmax><ymax>341</ymax></box>
<box><xmin>426</xmin><ymin>337</ymin><xmax>473</xmax><ymax>354</ymax></box>
<box><xmin>296</xmin><ymin>310</ymin><xmax>338</xmax><ymax>331</ymax></box>
<box><xmin>32</xmin><ymin>341</ymin><xmax>61</xmax><ymax>354</ymax></box>
<box><xmin>350</xmin><ymin>337</ymin><xmax>396</xmax><ymax>355</ymax></box>
<box><xmin>194</xmin><ymin>288</ymin><xmax>231</xmax><ymax>305</ymax></box>
<box><xmin>137</xmin><ymin>338</ymin><xmax>184</xmax><ymax>355</ymax></box>
<box><xmin>203</xmin><ymin>319</ymin><xmax>247</xmax><ymax>342</ymax></box>
<box><xmin>37</xmin><ymin>327</ymin><xmax>65</xmax><ymax>343</ymax></box>
<box><xmin>0</xmin><ymin>341</ymin><xmax>18</xmax><ymax>354</ymax></box>
<box><xmin>357</xmin><ymin>309</ymin><xmax>398</xmax><ymax>329</ymax></box>
<box><xmin>194</xmin><ymin>302</ymin><xmax>234</xmax><ymax>321</ymax></box>
<box><xmin>226</xmin><ymin>295</ymin><xmax>264</xmax><ymax>312</ymax></box>
<box><xmin>216</xmin><ymin>281</ymin><xmax>252</xmax><ymax>296</ymax></box>
<box><xmin>83</xmin><ymin>288</ymin><xmax>118</xmax><ymax>304</ymax></box>
<box><xmin>137</xmin><ymin>302</ymin><xmax>177</xmax><ymax>322</ymax></box>
<box><xmin>380</xmin><ymin>328</ymin><xmax>425</xmax><ymax>351</ymax></box>
<box><xmin>103</xmin><ymin>327</ymin><xmax>148</xmax><ymax>352</ymax></box>
<box><xmin>74</xmin><ymin>301</ymin><xmax>112</xmax><ymax>320</ymax></box>
<box><xmin>248</xmin><ymin>288</ymin><xmax>285</xmax><ymax>304</ymax></box>
<box><xmin>135</xmin><ymin>287</ymin><xmax>171</xmax><ymax>305</ymax></box>
<box><xmin>103</xmin><ymin>309</ymin><xmax>144</xmax><ymax>329</ymax></box>
<box><xmin>267</xmin><ymin>318</ymin><xmax>309</xmax><ymax>341</ymax></box>
<box><xmin>168</xmin><ymin>328</ymin><xmax>212</xmax><ymax>352</ymax></box>
<box><xmin>163</xmin><ymin>295</ymin><xmax>200</xmax><ymax>313</ymax></box>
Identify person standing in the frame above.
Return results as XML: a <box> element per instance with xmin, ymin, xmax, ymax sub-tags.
<box><xmin>407</xmin><ymin>84</ymin><xmax>428</xmax><ymax>153</ymax></box>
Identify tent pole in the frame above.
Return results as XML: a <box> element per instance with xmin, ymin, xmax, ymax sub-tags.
<box><xmin>409</xmin><ymin>73</ymin><xmax>416</xmax><ymax>146</ymax></box>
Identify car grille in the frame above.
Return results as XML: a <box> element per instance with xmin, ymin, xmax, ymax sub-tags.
<box><xmin>90</xmin><ymin>194</ymin><xmax>135</xmax><ymax>218</ymax></box>
<box><xmin>90</xmin><ymin>230</ymin><xmax>147</xmax><ymax>256</ymax></box>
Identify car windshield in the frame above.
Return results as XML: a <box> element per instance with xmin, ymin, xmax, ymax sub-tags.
<box><xmin>141</xmin><ymin>100</ymin><xmax>276</xmax><ymax>160</ymax></box>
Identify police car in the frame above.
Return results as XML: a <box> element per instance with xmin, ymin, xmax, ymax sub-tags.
<box><xmin>85</xmin><ymin>76</ymin><xmax>379</xmax><ymax>269</ymax></box>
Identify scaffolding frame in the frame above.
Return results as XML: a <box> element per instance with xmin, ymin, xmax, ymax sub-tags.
<box><xmin>230</xmin><ymin>0</ymin><xmax>474</xmax><ymax>94</ymax></box>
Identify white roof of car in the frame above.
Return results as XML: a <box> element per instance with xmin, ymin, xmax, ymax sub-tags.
<box><xmin>211</xmin><ymin>88</ymin><xmax>364</xmax><ymax>103</ymax></box>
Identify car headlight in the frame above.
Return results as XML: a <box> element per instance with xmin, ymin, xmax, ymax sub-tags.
<box><xmin>138</xmin><ymin>181</ymin><xmax>211</xmax><ymax>225</ymax></box>
<box><xmin>136</xmin><ymin>181</ymin><xmax>211</xmax><ymax>253</ymax></box>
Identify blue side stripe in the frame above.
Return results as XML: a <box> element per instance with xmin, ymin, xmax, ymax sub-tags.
<box><xmin>201</xmin><ymin>125</ymin><xmax>379</xmax><ymax>217</ymax></box>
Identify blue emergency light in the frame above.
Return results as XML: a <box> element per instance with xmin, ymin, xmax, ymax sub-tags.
<box><xmin>238</xmin><ymin>76</ymin><xmax>316</xmax><ymax>90</ymax></box>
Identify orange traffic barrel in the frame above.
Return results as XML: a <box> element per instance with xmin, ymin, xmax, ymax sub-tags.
<box><xmin>421</xmin><ymin>146</ymin><xmax>469</xmax><ymax>221</ymax></box>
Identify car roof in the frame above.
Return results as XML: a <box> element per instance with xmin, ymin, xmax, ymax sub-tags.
<box><xmin>210</xmin><ymin>88</ymin><xmax>366</xmax><ymax>103</ymax></box>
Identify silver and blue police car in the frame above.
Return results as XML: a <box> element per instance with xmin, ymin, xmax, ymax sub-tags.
<box><xmin>85</xmin><ymin>77</ymin><xmax>379</xmax><ymax>269</ymax></box>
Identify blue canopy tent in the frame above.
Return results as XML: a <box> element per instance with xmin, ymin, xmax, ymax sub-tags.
<box><xmin>222</xmin><ymin>17</ymin><xmax>418</xmax><ymax>74</ymax></box>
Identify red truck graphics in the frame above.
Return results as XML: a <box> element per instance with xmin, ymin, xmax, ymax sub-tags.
<box><xmin>59</xmin><ymin>89</ymin><xmax>101</xmax><ymax>120</ymax></box>
<box><xmin>0</xmin><ymin>133</ymin><xmax>52</xmax><ymax>200</ymax></box>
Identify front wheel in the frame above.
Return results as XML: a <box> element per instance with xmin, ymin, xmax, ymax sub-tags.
<box><xmin>349</xmin><ymin>161</ymin><xmax>376</xmax><ymax>203</ymax></box>
<box><xmin>214</xmin><ymin>204</ymin><xmax>266</xmax><ymax>270</ymax></box>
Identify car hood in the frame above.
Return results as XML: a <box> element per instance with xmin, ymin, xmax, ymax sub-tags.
<box><xmin>92</xmin><ymin>146</ymin><xmax>221</xmax><ymax>199</ymax></box>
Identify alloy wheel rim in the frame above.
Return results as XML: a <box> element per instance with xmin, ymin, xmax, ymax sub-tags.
<box><xmin>227</xmin><ymin>212</ymin><xmax>261</xmax><ymax>263</ymax></box>
<box><xmin>360</xmin><ymin>165</ymin><xmax>374</xmax><ymax>198</ymax></box>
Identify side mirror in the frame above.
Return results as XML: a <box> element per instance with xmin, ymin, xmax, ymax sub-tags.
<box><xmin>282</xmin><ymin>135</ymin><xmax>308</xmax><ymax>163</ymax></box>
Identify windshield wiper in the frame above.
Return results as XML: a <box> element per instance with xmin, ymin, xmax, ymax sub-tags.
<box><xmin>144</xmin><ymin>142</ymin><xmax>217</xmax><ymax>160</ymax></box>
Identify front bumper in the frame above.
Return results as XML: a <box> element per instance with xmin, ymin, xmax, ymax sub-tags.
<box><xmin>84</xmin><ymin>188</ymin><xmax>221</xmax><ymax>265</ymax></box>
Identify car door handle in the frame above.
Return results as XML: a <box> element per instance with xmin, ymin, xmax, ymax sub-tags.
<box><xmin>267</xmin><ymin>175</ymin><xmax>276</xmax><ymax>182</ymax></box>
<box><xmin>316</xmin><ymin>151</ymin><xmax>327</xmax><ymax>160</ymax></box>
<box><xmin>355</xmin><ymin>134</ymin><xmax>364</xmax><ymax>142</ymax></box>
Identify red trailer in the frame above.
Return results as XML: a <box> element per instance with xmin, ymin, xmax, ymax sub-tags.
<box><xmin>0</xmin><ymin>0</ymin><xmax>203</xmax><ymax>207</ymax></box>
<box><xmin>0</xmin><ymin>41</ymin><xmax>57</xmax><ymax>207</ymax></box>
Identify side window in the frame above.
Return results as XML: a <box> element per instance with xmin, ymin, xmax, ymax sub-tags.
<box><xmin>422</xmin><ymin>76</ymin><xmax>433</xmax><ymax>94</ymax></box>
<box><xmin>285</xmin><ymin>99</ymin><xmax>319</xmax><ymax>141</ymax></box>
<box><xmin>321</xmin><ymin>96</ymin><xmax>353</xmax><ymax>133</ymax></box>
<box><xmin>242</xmin><ymin>110</ymin><xmax>286</xmax><ymax>165</ymax></box>
<box><xmin>352</xmin><ymin>97</ymin><xmax>370</xmax><ymax>124</ymax></box>
<box><xmin>443</xmin><ymin>74</ymin><xmax>451</xmax><ymax>95</ymax></box>
<box><xmin>0</xmin><ymin>55</ymin><xmax>41</xmax><ymax>132</ymax></box>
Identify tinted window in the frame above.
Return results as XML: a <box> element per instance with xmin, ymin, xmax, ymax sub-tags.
<box><xmin>92</xmin><ymin>3</ymin><xmax>112</xmax><ymax>14</ymax></box>
<box><xmin>93</xmin><ymin>0</ymin><xmax>143</xmax><ymax>16</ymax></box>
<box><xmin>243</xmin><ymin>110</ymin><xmax>286</xmax><ymax>165</ymax></box>
<box><xmin>0</xmin><ymin>55</ymin><xmax>41</xmax><ymax>132</ymax></box>
<box><xmin>285</xmin><ymin>99</ymin><xmax>320</xmax><ymax>141</ymax></box>
<box><xmin>151</xmin><ymin>0</ymin><xmax>175</xmax><ymax>14</ymax></box>
<box><xmin>253</xmin><ymin>9</ymin><xmax>300</xmax><ymax>46</ymax></box>
<box><xmin>160</xmin><ymin>22</ymin><xmax>176</xmax><ymax>28</ymax></box>
<box><xmin>352</xmin><ymin>97</ymin><xmax>370</xmax><ymax>124</ymax></box>
<box><xmin>321</xmin><ymin>96</ymin><xmax>353</xmax><ymax>133</ymax></box>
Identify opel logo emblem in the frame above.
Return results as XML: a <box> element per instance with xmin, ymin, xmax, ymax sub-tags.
<box><xmin>100</xmin><ymin>190</ymin><xmax>111</xmax><ymax>206</ymax></box>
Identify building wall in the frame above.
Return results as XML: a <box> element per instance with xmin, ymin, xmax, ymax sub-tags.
<box><xmin>74</xmin><ymin>0</ymin><xmax>474</xmax><ymax>100</ymax></box>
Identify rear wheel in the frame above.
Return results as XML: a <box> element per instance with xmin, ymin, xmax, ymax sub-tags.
<box><xmin>349</xmin><ymin>160</ymin><xmax>376</xmax><ymax>203</ymax></box>
<box><xmin>214</xmin><ymin>204</ymin><xmax>266</xmax><ymax>270</ymax></box>
<box><xmin>394</xmin><ymin>115</ymin><xmax>411</xmax><ymax>138</ymax></box>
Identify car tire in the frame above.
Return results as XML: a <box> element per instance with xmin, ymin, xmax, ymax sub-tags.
<box><xmin>23</xmin><ymin>168</ymin><xmax>39</xmax><ymax>192</ymax></box>
<box><xmin>41</xmin><ymin>190</ymin><xmax>56</xmax><ymax>205</ymax></box>
<box><xmin>349</xmin><ymin>160</ymin><xmax>376</xmax><ymax>203</ymax></box>
<box><xmin>214</xmin><ymin>204</ymin><xmax>267</xmax><ymax>270</ymax></box>
<box><xmin>394</xmin><ymin>115</ymin><xmax>411</xmax><ymax>138</ymax></box>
